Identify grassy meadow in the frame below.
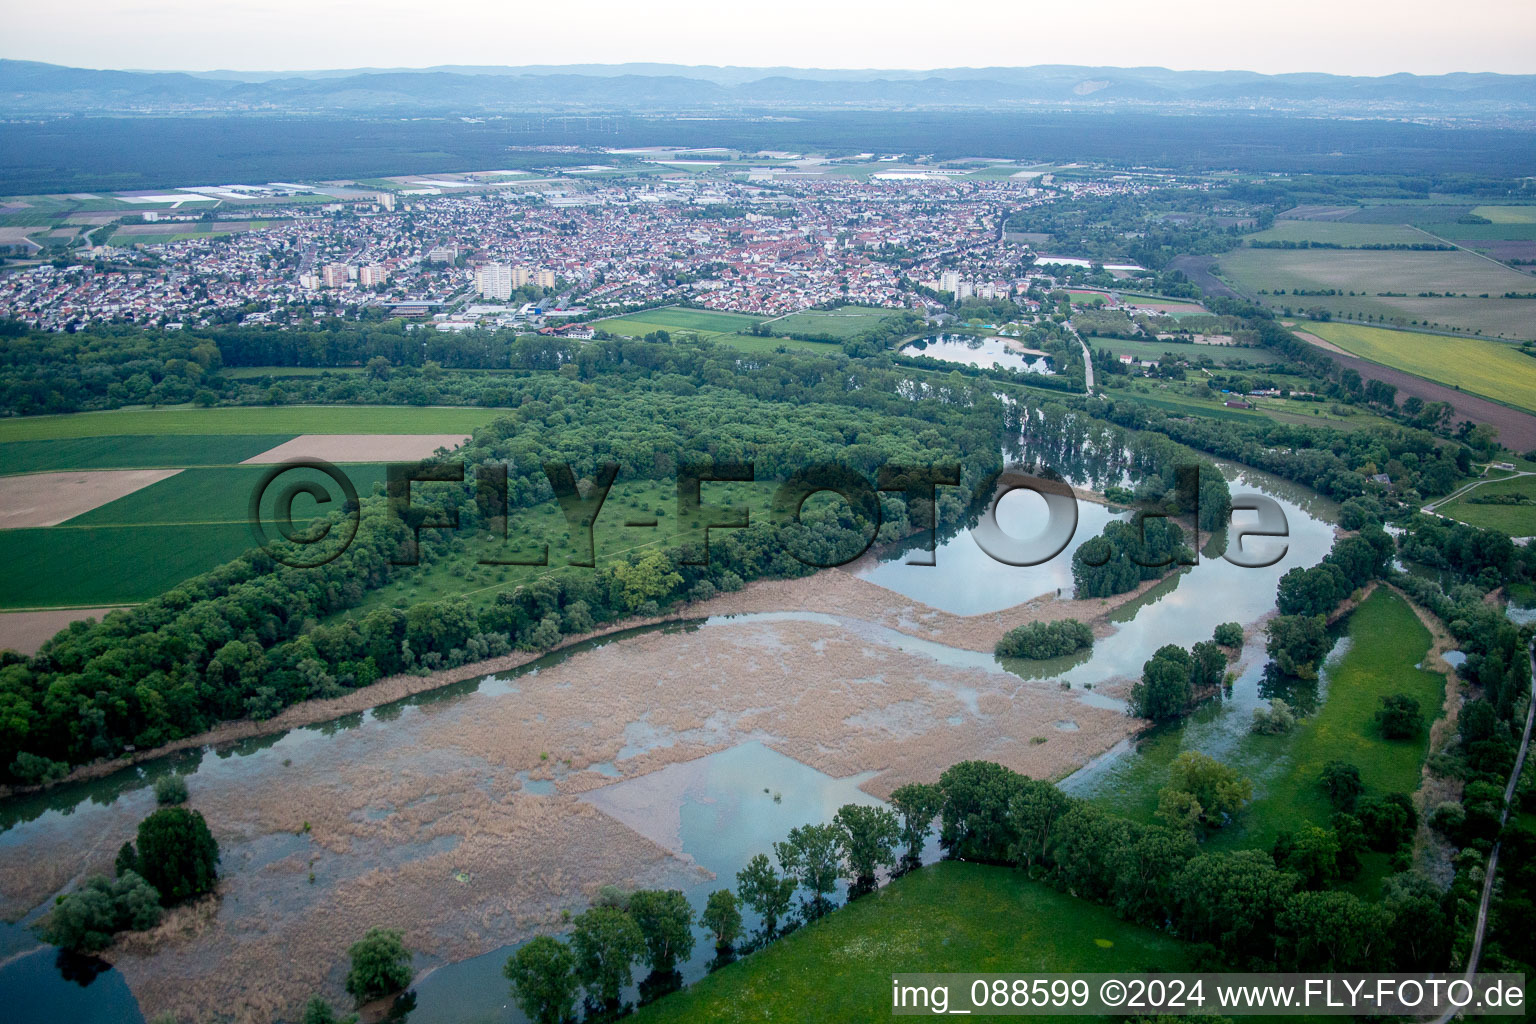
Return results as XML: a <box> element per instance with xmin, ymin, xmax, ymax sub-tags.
<box><xmin>630</xmin><ymin>862</ymin><xmax>1192</xmax><ymax>1024</ymax></box>
<box><xmin>768</xmin><ymin>306</ymin><xmax>902</xmax><ymax>339</ymax></box>
<box><xmin>595</xmin><ymin>307</ymin><xmax>763</xmax><ymax>339</ymax></box>
<box><xmin>1437</xmin><ymin>476</ymin><xmax>1536</xmax><ymax>535</ymax></box>
<box><xmin>1300</xmin><ymin>322</ymin><xmax>1536</xmax><ymax>413</ymax></box>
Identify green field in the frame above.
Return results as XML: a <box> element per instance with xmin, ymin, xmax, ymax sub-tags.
<box><xmin>0</xmin><ymin>405</ymin><xmax>504</xmax><ymax>441</ymax></box>
<box><xmin>1218</xmin><ymin>248</ymin><xmax>1536</xmax><ymax>340</ymax></box>
<box><xmin>596</xmin><ymin>308</ymin><xmax>764</xmax><ymax>339</ymax></box>
<box><xmin>0</xmin><ymin>435</ymin><xmax>294</xmax><ymax>474</ymax></box>
<box><xmin>1437</xmin><ymin>476</ymin><xmax>1536</xmax><ymax>535</ymax></box>
<box><xmin>0</xmin><ymin>465</ymin><xmax>389</xmax><ymax>608</ymax></box>
<box><xmin>768</xmin><ymin>306</ymin><xmax>901</xmax><ymax>340</ymax></box>
<box><xmin>0</xmin><ymin>523</ymin><xmax>254</xmax><ymax>608</ymax></box>
<box><xmin>1472</xmin><ymin>206</ymin><xmax>1536</xmax><ymax>225</ymax></box>
<box><xmin>1074</xmin><ymin>588</ymin><xmax>1444</xmax><ymax>890</ymax></box>
<box><xmin>1091</xmin><ymin>338</ymin><xmax>1271</xmax><ymax>365</ymax></box>
<box><xmin>1250</xmin><ymin>221</ymin><xmax>1435</xmax><ymax>246</ymax></box>
<box><xmin>631</xmin><ymin>862</ymin><xmax>1191</xmax><ymax>1024</ymax></box>
<box><xmin>1301</xmin><ymin>322</ymin><xmax>1536</xmax><ymax>413</ymax></box>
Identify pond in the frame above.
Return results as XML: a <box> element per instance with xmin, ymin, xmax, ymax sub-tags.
<box><xmin>900</xmin><ymin>335</ymin><xmax>1054</xmax><ymax>374</ymax></box>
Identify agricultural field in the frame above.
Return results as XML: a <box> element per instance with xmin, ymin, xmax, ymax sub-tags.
<box><xmin>766</xmin><ymin>305</ymin><xmax>901</xmax><ymax>340</ymax></box>
<box><xmin>0</xmin><ymin>464</ymin><xmax>389</xmax><ymax>608</ymax></box>
<box><xmin>629</xmin><ymin>862</ymin><xmax>1192</xmax><ymax>1024</ymax></box>
<box><xmin>595</xmin><ymin>307</ymin><xmax>763</xmax><ymax>339</ymax></box>
<box><xmin>1471</xmin><ymin>206</ymin><xmax>1536</xmax><ymax>224</ymax></box>
<box><xmin>0</xmin><ymin>404</ymin><xmax>503</xmax><ymax>441</ymax></box>
<box><xmin>705</xmin><ymin>333</ymin><xmax>841</xmax><ymax>354</ymax></box>
<box><xmin>1436</xmin><ymin>476</ymin><xmax>1536</xmax><ymax>535</ymax></box>
<box><xmin>1078</xmin><ymin>588</ymin><xmax>1444</xmax><ymax>893</ymax></box>
<box><xmin>0</xmin><ymin>435</ymin><xmax>294</xmax><ymax>474</ymax></box>
<box><xmin>1217</xmin><ymin>247</ymin><xmax>1536</xmax><ymax>340</ymax></box>
<box><xmin>1249</xmin><ymin>221</ymin><xmax>1435</xmax><ymax>246</ymax></box>
<box><xmin>0</xmin><ymin>410</ymin><xmax>489</xmax><ymax>609</ymax></box>
<box><xmin>1089</xmin><ymin>337</ymin><xmax>1271</xmax><ymax>365</ymax></box>
<box><xmin>1299</xmin><ymin>322</ymin><xmax>1536</xmax><ymax>414</ymax></box>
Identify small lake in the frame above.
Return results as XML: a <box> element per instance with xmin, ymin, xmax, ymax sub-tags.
<box><xmin>900</xmin><ymin>335</ymin><xmax>1054</xmax><ymax>374</ymax></box>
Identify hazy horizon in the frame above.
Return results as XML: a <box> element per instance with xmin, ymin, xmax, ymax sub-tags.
<box><xmin>5</xmin><ymin>0</ymin><xmax>1535</xmax><ymax>78</ymax></box>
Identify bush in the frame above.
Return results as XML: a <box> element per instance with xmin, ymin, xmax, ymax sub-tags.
<box><xmin>1213</xmin><ymin>622</ymin><xmax>1244</xmax><ymax>648</ymax></box>
<box><xmin>35</xmin><ymin>871</ymin><xmax>162</xmax><ymax>952</ymax></box>
<box><xmin>994</xmin><ymin>619</ymin><xmax>1094</xmax><ymax>659</ymax></box>
<box><xmin>1251</xmin><ymin>699</ymin><xmax>1297</xmax><ymax>734</ymax></box>
<box><xmin>1321</xmin><ymin>761</ymin><xmax>1363</xmax><ymax>811</ymax></box>
<box><xmin>346</xmin><ymin>927</ymin><xmax>413</xmax><ymax>1002</ymax></box>
<box><xmin>153</xmin><ymin>774</ymin><xmax>189</xmax><ymax>806</ymax></box>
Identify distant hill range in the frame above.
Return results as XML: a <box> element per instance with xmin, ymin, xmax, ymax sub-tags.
<box><xmin>2</xmin><ymin>60</ymin><xmax>1533</xmax><ymax>117</ymax></box>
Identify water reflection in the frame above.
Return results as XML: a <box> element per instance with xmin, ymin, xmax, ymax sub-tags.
<box><xmin>901</xmin><ymin>334</ymin><xmax>1055</xmax><ymax>374</ymax></box>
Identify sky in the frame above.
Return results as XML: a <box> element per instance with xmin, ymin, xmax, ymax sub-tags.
<box><xmin>4</xmin><ymin>0</ymin><xmax>1535</xmax><ymax>76</ymax></box>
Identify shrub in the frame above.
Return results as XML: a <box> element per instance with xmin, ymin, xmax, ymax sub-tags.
<box><xmin>1213</xmin><ymin>622</ymin><xmax>1244</xmax><ymax>648</ymax></box>
<box><xmin>1251</xmin><ymin>699</ymin><xmax>1297</xmax><ymax>735</ymax></box>
<box><xmin>1375</xmin><ymin>694</ymin><xmax>1424</xmax><ymax>739</ymax></box>
<box><xmin>153</xmin><ymin>774</ymin><xmax>189</xmax><ymax>806</ymax></box>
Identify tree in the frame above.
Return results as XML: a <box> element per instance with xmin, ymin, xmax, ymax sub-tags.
<box><xmin>611</xmin><ymin>551</ymin><xmax>683</xmax><ymax>612</ymax></box>
<box><xmin>1381</xmin><ymin>872</ymin><xmax>1451</xmax><ymax>969</ymax></box>
<box><xmin>504</xmin><ymin>935</ymin><xmax>579</xmax><ymax>1024</ymax></box>
<box><xmin>701</xmin><ymin>889</ymin><xmax>742</xmax><ymax>950</ymax></box>
<box><xmin>1265</xmin><ymin>614</ymin><xmax>1330</xmax><ymax>679</ymax></box>
<box><xmin>134</xmin><ymin>806</ymin><xmax>219</xmax><ymax>904</ymax></box>
<box><xmin>1130</xmin><ymin>644</ymin><xmax>1194</xmax><ymax>720</ymax></box>
<box><xmin>1277</xmin><ymin>890</ymin><xmax>1391</xmax><ymax>970</ymax></box>
<box><xmin>345</xmin><ymin>927</ymin><xmax>413</xmax><ymax>1003</ymax></box>
<box><xmin>775</xmin><ymin>822</ymin><xmax>842</xmax><ymax>919</ymax></box>
<box><xmin>888</xmin><ymin>782</ymin><xmax>942</xmax><ymax>867</ymax></box>
<box><xmin>1161</xmin><ymin>752</ymin><xmax>1252</xmax><ymax>829</ymax></box>
<box><xmin>1375</xmin><ymin>694</ymin><xmax>1424</xmax><ymax>739</ymax></box>
<box><xmin>1320</xmin><ymin>761</ymin><xmax>1363</xmax><ymax>811</ymax></box>
<box><xmin>1155</xmin><ymin>788</ymin><xmax>1204</xmax><ymax>833</ymax></box>
<box><xmin>1173</xmin><ymin>850</ymin><xmax>1296</xmax><ymax>958</ymax></box>
<box><xmin>1007</xmin><ymin>778</ymin><xmax>1073</xmax><ymax>870</ymax></box>
<box><xmin>938</xmin><ymin>760</ymin><xmax>1026</xmax><ymax>862</ymax></box>
<box><xmin>570</xmin><ymin>905</ymin><xmax>643</xmax><ymax>1009</ymax></box>
<box><xmin>1272</xmin><ymin>826</ymin><xmax>1340</xmax><ymax>890</ymax></box>
<box><xmin>736</xmin><ymin>853</ymin><xmax>794</xmax><ymax>935</ymax></box>
<box><xmin>833</xmin><ymin>804</ymin><xmax>900</xmax><ymax>895</ymax></box>
<box><xmin>626</xmin><ymin>889</ymin><xmax>695</xmax><ymax>973</ymax></box>
<box><xmin>1190</xmin><ymin>641</ymin><xmax>1227</xmax><ymax>691</ymax></box>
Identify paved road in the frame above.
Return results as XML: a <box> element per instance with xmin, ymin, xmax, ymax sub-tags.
<box><xmin>1067</xmin><ymin>323</ymin><xmax>1094</xmax><ymax>393</ymax></box>
<box><xmin>1431</xmin><ymin>642</ymin><xmax>1536</xmax><ymax>1023</ymax></box>
<box><xmin>1423</xmin><ymin>469</ymin><xmax>1536</xmax><ymax>515</ymax></box>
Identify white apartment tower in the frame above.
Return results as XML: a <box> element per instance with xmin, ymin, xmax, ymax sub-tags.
<box><xmin>475</xmin><ymin>264</ymin><xmax>514</xmax><ymax>301</ymax></box>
